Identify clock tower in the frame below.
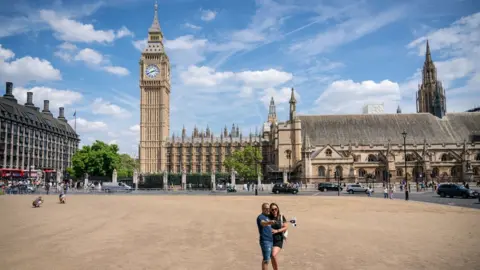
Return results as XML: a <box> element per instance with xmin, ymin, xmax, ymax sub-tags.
<box><xmin>139</xmin><ymin>1</ymin><xmax>171</xmax><ymax>173</ymax></box>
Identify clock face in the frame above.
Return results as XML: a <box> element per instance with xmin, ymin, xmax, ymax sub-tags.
<box><xmin>145</xmin><ymin>65</ymin><xmax>160</xmax><ymax>78</ymax></box>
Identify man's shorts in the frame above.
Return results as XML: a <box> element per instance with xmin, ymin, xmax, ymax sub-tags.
<box><xmin>259</xmin><ymin>241</ymin><xmax>273</xmax><ymax>262</ymax></box>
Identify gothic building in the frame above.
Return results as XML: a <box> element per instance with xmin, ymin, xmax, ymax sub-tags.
<box><xmin>0</xmin><ymin>82</ymin><xmax>80</xmax><ymax>178</ymax></box>
<box><xmin>268</xmin><ymin>42</ymin><xmax>480</xmax><ymax>184</ymax></box>
<box><xmin>139</xmin><ymin>3</ymin><xmax>480</xmax><ymax>183</ymax></box>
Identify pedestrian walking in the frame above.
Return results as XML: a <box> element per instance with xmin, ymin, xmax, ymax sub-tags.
<box><xmin>383</xmin><ymin>187</ymin><xmax>388</xmax><ymax>199</ymax></box>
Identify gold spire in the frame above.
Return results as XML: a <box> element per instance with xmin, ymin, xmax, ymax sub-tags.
<box><xmin>149</xmin><ymin>1</ymin><xmax>162</xmax><ymax>33</ymax></box>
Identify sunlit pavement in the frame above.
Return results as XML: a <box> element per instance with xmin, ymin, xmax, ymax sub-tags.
<box><xmin>10</xmin><ymin>188</ymin><xmax>480</xmax><ymax>209</ymax></box>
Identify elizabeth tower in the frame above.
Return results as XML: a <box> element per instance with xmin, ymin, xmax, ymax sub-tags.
<box><xmin>139</xmin><ymin>2</ymin><xmax>171</xmax><ymax>173</ymax></box>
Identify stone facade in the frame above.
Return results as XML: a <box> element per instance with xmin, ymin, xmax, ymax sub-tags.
<box><xmin>0</xmin><ymin>82</ymin><xmax>79</xmax><ymax>175</ymax></box>
<box><xmin>139</xmin><ymin>4</ymin><xmax>480</xmax><ymax>183</ymax></box>
<box><xmin>268</xmin><ymin>42</ymin><xmax>480</xmax><ymax>184</ymax></box>
<box><xmin>139</xmin><ymin>2</ymin><xmax>171</xmax><ymax>173</ymax></box>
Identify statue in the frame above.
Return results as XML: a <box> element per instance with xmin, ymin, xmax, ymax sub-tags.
<box><xmin>466</xmin><ymin>160</ymin><xmax>472</xmax><ymax>172</ymax></box>
<box><xmin>112</xmin><ymin>169</ymin><xmax>118</xmax><ymax>184</ymax></box>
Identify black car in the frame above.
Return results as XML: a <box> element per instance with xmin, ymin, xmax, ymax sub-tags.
<box><xmin>436</xmin><ymin>183</ymin><xmax>479</xmax><ymax>198</ymax></box>
<box><xmin>272</xmin><ymin>184</ymin><xmax>298</xmax><ymax>194</ymax></box>
<box><xmin>318</xmin><ymin>182</ymin><xmax>343</xmax><ymax>192</ymax></box>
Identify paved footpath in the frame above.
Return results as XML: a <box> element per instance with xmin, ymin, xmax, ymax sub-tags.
<box><xmin>9</xmin><ymin>188</ymin><xmax>480</xmax><ymax>210</ymax></box>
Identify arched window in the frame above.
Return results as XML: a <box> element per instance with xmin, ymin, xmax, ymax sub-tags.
<box><xmin>354</xmin><ymin>155</ymin><xmax>360</xmax><ymax>162</ymax></box>
<box><xmin>441</xmin><ymin>154</ymin><xmax>449</xmax><ymax>162</ymax></box>
<box><xmin>325</xmin><ymin>149</ymin><xmax>332</xmax><ymax>157</ymax></box>
<box><xmin>476</xmin><ymin>153</ymin><xmax>480</xmax><ymax>161</ymax></box>
<box><xmin>367</xmin><ymin>154</ymin><xmax>377</xmax><ymax>162</ymax></box>
<box><xmin>335</xmin><ymin>166</ymin><xmax>343</xmax><ymax>178</ymax></box>
<box><xmin>432</xmin><ymin>167</ymin><xmax>439</xmax><ymax>177</ymax></box>
<box><xmin>358</xmin><ymin>168</ymin><xmax>366</xmax><ymax>177</ymax></box>
<box><xmin>318</xmin><ymin>166</ymin><xmax>326</xmax><ymax>177</ymax></box>
<box><xmin>451</xmin><ymin>167</ymin><xmax>459</xmax><ymax>177</ymax></box>
<box><xmin>473</xmin><ymin>167</ymin><xmax>479</xmax><ymax>176</ymax></box>
<box><xmin>396</xmin><ymin>168</ymin><xmax>403</xmax><ymax>176</ymax></box>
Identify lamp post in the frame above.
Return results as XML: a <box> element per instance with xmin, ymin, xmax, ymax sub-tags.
<box><xmin>402</xmin><ymin>130</ymin><xmax>409</xmax><ymax>200</ymax></box>
<box><xmin>335</xmin><ymin>170</ymin><xmax>340</xmax><ymax>196</ymax></box>
<box><xmin>28</xmin><ymin>148</ymin><xmax>33</xmax><ymax>180</ymax></box>
<box><xmin>285</xmin><ymin>149</ymin><xmax>292</xmax><ymax>183</ymax></box>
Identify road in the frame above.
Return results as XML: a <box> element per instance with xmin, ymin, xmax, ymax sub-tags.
<box><xmin>10</xmin><ymin>188</ymin><xmax>480</xmax><ymax>209</ymax></box>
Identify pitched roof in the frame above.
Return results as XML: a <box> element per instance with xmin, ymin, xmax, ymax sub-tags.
<box><xmin>0</xmin><ymin>97</ymin><xmax>79</xmax><ymax>139</ymax></box>
<box><xmin>298</xmin><ymin>113</ymin><xmax>480</xmax><ymax>146</ymax></box>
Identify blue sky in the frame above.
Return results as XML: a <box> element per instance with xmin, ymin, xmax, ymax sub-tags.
<box><xmin>0</xmin><ymin>0</ymin><xmax>478</xmax><ymax>155</ymax></box>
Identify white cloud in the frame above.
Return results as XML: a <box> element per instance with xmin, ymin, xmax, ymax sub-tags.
<box><xmin>39</xmin><ymin>10</ymin><xmax>131</xmax><ymax>43</ymax></box>
<box><xmin>184</xmin><ymin>23</ymin><xmax>201</xmax><ymax>30</ymax></box>
<box><xmin>260</xmin><ymin>87</ymin><xmax>300</xmax><ymax>108</ymax></box>
<box><xmin>403</xmin><ymin>12</ymin><xmax>480</xmax><ymax>113</ymax></box>
<box><xmin>180</xmin><ymin>66</ymin><xmax>234</xmax><ymax>87</ymax></box>
<box><xmin>290</xmin><ymin>7</ymin><xmax>405</xmax><ymax>56</ymax></box>
<box><xmin>58</xmin><ymin>42</ymin><xmax>77</xmax><ymax>51</ymax></box>
<box><xmin>313</xmin><ymin>80</ymin><xmax>401</xmax><ymax>114</ymax></box>
<box><xmin>70</xmin><ymin>117</ymin><xmax>108</xmax><ymax>132</ymax></box>
<box><xmin>132</xmin><ymin>39</ymin><xmax>147</xmax><ymax>51</ymax></box>
<box><xmin>180</xmin><ymin>66</ymin><xmax>293</xmax><ymax>89</ymax></box>
<box><xmin>0</xmin><ymin>44</ymin><xmax>15</xmax><ymax>60</ymax></box>
<box><xmin>129</xmin><ymin>125</ymin><xmax>140</xmax><ymax>132</ymax></box>
<box><xmin>91</xmin><ymin>98</ymin><xmax>131</xmax><ymax>117</ymax></box>
<box><xmin>116</xmin><ymin>26</ymin><xmax>134</xmax><ymax>38</ymax></box>
<box><xmin>132</xmin><ymin>36</ymin><xmax>208</xmax><ymax>66</ymax></box>
<box><xmin>103</xmin><ymin>66</ymin><xmax>130</xmax><ymax>76</ymax></box>
<box><xmin>407</xmin><ymin>13</ymin><xmax>480</xmax><ymax>57</ymax></box>
<box><xmin>200</xmin><ymin>9</ymin><xmax>217</xmax><ymax>21</ymax></box>
<box><xmin>0</xmin><ymin>45</ymin><xmax>61</xmax><ymax>85</ymax></box>
<box><xmin>13</xmin><ymin>86</ymin><xmax>83</xmax><ymax>113</ymax></box>
<box><xmin>74</xmin><ymin>48</ymin><xmax>104</xmax><ymax>65</ymax></box>
<box><xmin>66</xmin><ymin>48</ymin><xmax>129</xmax><ymax>76</ymax></box>
<box><xmin>236</xmin><ymin>69</ymin><xmax>293</xmax><ymax>88</ymax></box>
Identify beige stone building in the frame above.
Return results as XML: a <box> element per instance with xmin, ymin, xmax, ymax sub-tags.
<box><xmin>139</xmin><ymin>4</ymin><xmax>480</xmax><ymax>183</ymax></box>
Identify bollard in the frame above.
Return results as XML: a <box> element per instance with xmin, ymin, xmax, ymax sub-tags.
<box><xmin>255</xmin><ymin>188</ymin><xmax>258</xmax><ymax>196</ymax></box>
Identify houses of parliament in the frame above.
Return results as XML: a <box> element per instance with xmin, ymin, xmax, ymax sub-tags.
<box><xmin>139</xmin><ymin>3</ymin><xmax>480</xmax><ymax>183</ymax></box>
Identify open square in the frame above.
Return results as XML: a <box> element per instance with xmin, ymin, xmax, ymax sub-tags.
<box><xmin>0</xmin><ymin>195</ymin><xmax>479</xmax><ymax>270</ymax></box>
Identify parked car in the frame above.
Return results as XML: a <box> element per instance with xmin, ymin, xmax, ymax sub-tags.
<box><xmin>272</xmin><ymin>184</ymin><xmax>298</xmax><ymax>194</ymax></box>
<box><xmin>346</xmin><ymin>184</ymin><xmax>368</xmax><ymax>194</ymax></box>
<box><xmin>103</xmin><ymin>182</ymin><xmax>133</xmax><ymax>193</ymax></box>
<box><xmin>318</xmin><ymin>183</ymin><xmax>342</xmax><ymax>192</ymax></box>
<box><xmin>436</xmin><ymin>183</ymin><xmax>479</xmax><ymax>199</ymax></box>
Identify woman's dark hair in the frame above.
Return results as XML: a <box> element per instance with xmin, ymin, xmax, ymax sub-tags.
<box><xmin>269</xmin><ymin>202</ymin><xmax>281</xmax><ymax>220</ymax></box>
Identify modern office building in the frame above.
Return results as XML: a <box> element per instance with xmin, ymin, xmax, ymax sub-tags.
<box><xmin>0</xmin><ymin>82</ymin><xmax>80</xmax><ymax>180</ymax></box>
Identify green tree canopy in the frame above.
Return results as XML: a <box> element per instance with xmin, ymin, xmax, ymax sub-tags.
<box><xmin>116</xmin><ymin>153</ymin><xmax>139</xmax><ymax>178</ymax></box>
<box><xmin>71</xmin><ymin>140</ymin><xmax>121</xmax><ymax>178</ymax></box>
<box><xmin>223</xmin><ymin>145</ymin><xmax>262</xmax><ymax>180</ymax></box>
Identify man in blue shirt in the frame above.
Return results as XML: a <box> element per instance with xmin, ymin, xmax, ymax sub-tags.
<box><xmin>257</xmin><ymin>203</ymin><xmax>277</xmax><ymax>270</ymax></box>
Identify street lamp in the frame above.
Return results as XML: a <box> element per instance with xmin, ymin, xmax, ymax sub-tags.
<box><xmin>285</xmin><ymin>149</ymin><xmax>292</xmax><ymax>182</ymax></box>
<box><xmin>401</xmin><ymin>130</ymin><xmax>409</xmax><ymax>200</ymax></box>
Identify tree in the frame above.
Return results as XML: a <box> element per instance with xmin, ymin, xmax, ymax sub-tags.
<box><xmin>71</xmin><ymin>140</ymin><xmax>121</xmax><ymax>178</ymax></box>
<box><xmin>223</xmin><ymin>145</ymin><xmax>262</xmax><ymax>180</ymax></box>
<box><xmin>117</xmin><ymin>154</ymin><xmax>138</xmax><ymax>178</ymax></box>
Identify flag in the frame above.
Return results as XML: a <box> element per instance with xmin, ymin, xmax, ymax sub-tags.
<box><xmin>73</xmin><ymin>111</ymin><xmax>76</xmax><ymax>117</ymax></box>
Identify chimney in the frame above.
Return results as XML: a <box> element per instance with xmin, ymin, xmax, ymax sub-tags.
<box><xmin>3</xmin><ymin>82</ymin><xmax>17</xmax><ymax>103</ymax></box>
<box><xmin>42</xmin><ymin>100</ymin><xmax>53</xmax><ymax>116</ymax></box>
<box><xmin>58</xmin><ymin>107</ymin><xmax>67</xmax><ymax>122</ymax></box>
<box><xmin>24</xmin><ymin>92</ymin><xmax>35</xmax><ymax>108</ymax></box>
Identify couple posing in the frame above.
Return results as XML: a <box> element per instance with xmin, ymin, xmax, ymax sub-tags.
<box><xmin>256</xmin><ymin>202</ymin><xmax>289</xmax><ymax>270</ymax></box>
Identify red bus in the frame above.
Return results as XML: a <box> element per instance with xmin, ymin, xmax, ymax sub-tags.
<box><xmin>0</xmin><ymin>169</ymin><xmax>25</xmax><ymax>178</ymax></box>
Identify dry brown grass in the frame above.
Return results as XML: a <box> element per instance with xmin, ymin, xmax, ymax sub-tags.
<box><xmin>0</xmin><ymin>195</ymin><xmax>479</xmax><ymax>270</ymax></box>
